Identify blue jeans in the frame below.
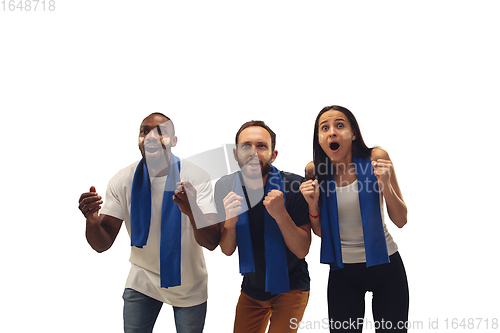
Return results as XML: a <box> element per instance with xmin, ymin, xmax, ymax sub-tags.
<box><xmin>123</xmin><ymin>288</ymin><xmax>207</xmax><ymax>333</ymax></box>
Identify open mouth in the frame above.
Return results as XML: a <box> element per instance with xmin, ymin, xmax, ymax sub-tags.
<box><xmin>330</xmin><ymin>142</ymin><xmax>340</xmax><ymax>151</ymax></box>
<box><xmin>245</xmin><ymin>159</ymin><xmax>261</xmax><ymax>170</ymax></box>
<box><xmin>145</xmin><ymin>144</ymin><xmax>161</xmax><ymax>154</ymax></box>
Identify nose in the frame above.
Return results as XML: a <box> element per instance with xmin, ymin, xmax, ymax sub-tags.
<box><xmin>328</xmin><ymin>127</ymin><xmax>337</xmax><ymax>137</ymax></box>
<box><xmin>248</xmin><ymin>146</ymin><xmax>257</xmax><ymax>158</ymax></box>
<box><xmin>146</xmin><ymin>127</ymin><xmax>162</xmax><ymax>141</ymax></box>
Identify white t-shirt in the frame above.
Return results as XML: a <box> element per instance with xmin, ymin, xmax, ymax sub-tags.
<box><xmin>100</xmin><ymin>159</ymin><xmax>217</xmax><ymax>307</ymax></box>
<box><xmin>336</xmin><ymin>179</ymin><xmax>398</xmax><ymax>263</ymax></box>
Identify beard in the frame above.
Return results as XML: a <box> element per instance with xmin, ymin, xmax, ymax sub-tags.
<box><xmin>139</xmin><ymin>142</ymin><xmax>171</xmax><ymax>176</ymax></box>
<box><xmin>238</xmin><ymin>156</ymin><xmax>272</xmax><ymax>180</ymax></box>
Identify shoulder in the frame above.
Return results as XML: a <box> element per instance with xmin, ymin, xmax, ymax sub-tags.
<box><xmin>105</xmin><ymin>160</ymin><xmax>140</xmax><ymax>200</ymax></box>
<box><xmin>214</xmin><ymin>172</ymin><xmax>239</xmax><ymax>193</ymax></box>
<box><xmin>216</xmin><ymin>172</ymin><xmax>239</xmax><ymax>185</ymax></box>
<box><xmin>180</xmin><ymin>159</ymin><xmax>210</xmax><ymax>180</ymax></box>
<box><xmin>179</xmin><ymin>159</ymin><xmax>217</xmax><ymax>197</ymax></box>
<box><xmin>304</xmin><ymin>161</ymin><xmax>314</xmax><ymax>180</ymax></box>
<box><xmin>370</xmin><ymin>148</ymin><xmax>391</xmax><ymax>161</ymax></box>
<box><xmin>280</xmin><ymin>170</ymin><xmax>305</xmax><ymax>183</ymax></box>
<box><xmin>280</xmin><ymin>171</ymin><xmax>306</xmax><ymax>195</ymax></box>
<box><xmin>180</xmin><ymin>158</ymin><xmax>205</xmax><ymax>174</ymax></box>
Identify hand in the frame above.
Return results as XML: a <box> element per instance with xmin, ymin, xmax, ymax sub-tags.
<box><xmin>300</xmin><ymin>179</ymin><xmax>320</xmax><ymax>210</ymax></box>
<box><xmin>263</xmin><ymin>189</ymin><xmax>286</xmax><ymax>220</ymax></box>
<box><xmin>78</xmin><ymin>186</ymin><xmax>102</xmax><ymax>224</ymax></box>
<box><xmin>372</xmin><ymin>159</ymin><xmax>393</xmax><ymax>191</ymax></box>
<box><xmin>223</xmin><ymin>191</ymin><xmax>243</xmax><ymax>227</ymax></box>
<box><xmin>173</xmin><ymin>182</ymin><xmax>197</xmax><ymax>217</ymax></box>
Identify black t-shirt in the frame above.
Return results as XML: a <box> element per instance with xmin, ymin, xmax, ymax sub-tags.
<box><xmin>214</xmin><ymin>170</ymin><xmax>311</xmax><ymax>301</ymax></box>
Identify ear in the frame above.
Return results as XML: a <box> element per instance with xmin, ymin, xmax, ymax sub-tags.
<box><xmin>171</xmin><ymin>136</ymin><xmax>178</xmax><ymax>147</ymax></box>
<box><xmin>233</xmin><ymin>148</ymin><xmax>238</xmax><ymax>161</ymax></box>
<box><xmin>271</xmin><ymin>150</ymin><xmax>278</xmax><ymax>163</ymax></box>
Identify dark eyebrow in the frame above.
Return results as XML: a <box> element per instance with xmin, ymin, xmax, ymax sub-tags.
<box><xmin>140</xmin><ymin>124</ymin><xmax>168</xmax><ymax>130</ymax></box>
<box><xmin>239</xmin><ymin>141</ymin><xmax>268</xmax><ymax>146</ymax></box>
<box><xmin>320</xmin><ymin>118</ymin><xmax>346</xmax><ymax>126</ymax></box>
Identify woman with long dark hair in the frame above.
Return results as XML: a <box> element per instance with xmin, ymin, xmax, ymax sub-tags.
<box><xmin>300</xmin><ymin>105</ymin><xmax>409</xmax><ymax>332</ymax></box>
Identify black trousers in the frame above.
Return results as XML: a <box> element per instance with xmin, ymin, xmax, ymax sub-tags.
<box><xmin>327</xmin><ymin>251</ymin><xmax>409</xmax><ymax>332</ymax></box>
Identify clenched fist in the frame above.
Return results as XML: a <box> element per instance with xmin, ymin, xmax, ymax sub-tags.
<box><xmin>263</xmin><ymin>189</ymin><xmax>286</xmax><ymax>219</ymax></box>
<box><xmin>372</xmin><ymin>159</ymin><xmax>393</xmax><ymax>191</ymax></box>
<box><xmin>223</xmin><ymin>191</ymin><xmax>243</xmax><ymax>227</ymax></box>
<box><xmin>300</xmin><ymin>180</ymin><xmax>319</xmax><ymax>210</ymax></box>
<box><xmin>78</xmin><ymin>186</ymin><xmax>102</xmax><ymax>224</ymax></box>
<box><xmin>173</xmin><ymin>181</ymin><xmax>198</xmax><ymax>217</ymax></box>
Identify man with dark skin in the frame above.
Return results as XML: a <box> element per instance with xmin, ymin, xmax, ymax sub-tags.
<box><xmin>78</xmin><ymin>113</ymin><xmax>220</xmax><ymax>333</ymax></box>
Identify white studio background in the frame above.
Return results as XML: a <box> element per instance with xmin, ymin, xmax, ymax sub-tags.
<box><xmin>1</xmin><ymin>1</ymin><xmax>499</xmax><ymax>332</ymax></box>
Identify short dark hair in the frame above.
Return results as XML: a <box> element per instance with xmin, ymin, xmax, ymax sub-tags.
<box><xmin>235</xmin><ymin>120</ymin><xmax>276</xmax><ymax>151</ymax></box>
<box><xmin>147</xmin><ymin>112</ymin><xmax>175</xmax><ymax>135</ymax></box>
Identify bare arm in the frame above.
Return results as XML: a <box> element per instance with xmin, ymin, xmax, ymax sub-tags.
<box><xmin>301</xmin><ymin>161</ymin><xmax>322</xmax><ymax>237</ymax></box>
<box><xmin>263</xmin><ymin>190</ymin><xmax>312</xmax><ymax>259</ymax></box>
<box><xmin>79</xmin><ymin>186</ymin><xmax>123</xmax><ymax>253</ymax></box>
<box><xmin>218</xmin><ymin>192</ymin><xmax>242</xmax><ymax>256</ymax></box>
<box><xmin>219</xmin><ymin>220</ymin><xmax>238</xmax><ymax>256</ymax></box>
<box><xmin>177</xmin><ymin>200</ymin><xmax>221</xmax><ymax>251</ymax></box>
<box><xmin>371</xmin><ymin>148</ymin><xmax>407</xmax><ymax>228</ymax></box>
<box><xmin>191</xmin><ymin>214</ymin><xmax>221</xmax><ymax>251</ymax></box>
<box><xmin>86</xmin><ymin>215</ymin><xmax>123</xmax><ymax>253</ymax></box>
<box><xmin>173</xmin><ymin>182</ymin><xmax>222</xmax><ymax>251</ymax></box>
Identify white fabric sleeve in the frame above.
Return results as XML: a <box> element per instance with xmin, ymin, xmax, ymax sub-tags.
<box><xmin>100</xmin><ymin>174</ymin><xmax>126</xmax><ymax>221</ymax></box>
<box><xmin>181</xmin><ymin>160</ymin><xmax>217</xmax><ymax>228</ymax></box>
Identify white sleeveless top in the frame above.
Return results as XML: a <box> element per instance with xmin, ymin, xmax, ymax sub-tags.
<box><xmin>336</xmin><ymin>179</ymin><xmax>398</xmax><ymax>263</ymax></box>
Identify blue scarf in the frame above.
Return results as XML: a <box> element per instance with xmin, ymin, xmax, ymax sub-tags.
<box><xmin>130</xmin><ymin>154</ymin><xmax>182</xmax><ymax>288</ymax></box>
<box><xmin>320</xmin><ymin>156</ymin><xmax>389</xmax><ymax>270</ymax></box>
<box><xmin>232</xmin><ymin>166</ymin><xmax>290</xmax><ymax>295</ymax></box>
